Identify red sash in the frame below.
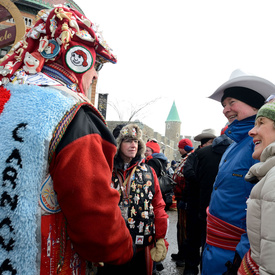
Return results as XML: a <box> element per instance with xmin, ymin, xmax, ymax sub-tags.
<box><xmin>238</xmin><ymin>249</ymin><xmax>259</xmax><ymax>275</ymax></box>
<box><xmin>206</xmin><ymin>207</ymin><xmax>246</xmax><ymax>250</ymax></box>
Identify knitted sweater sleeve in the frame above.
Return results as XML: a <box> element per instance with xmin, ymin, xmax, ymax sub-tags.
<box><xmin>49</xmin><ymin>106</ymin><xmax>133</xmax><ymax>265</ymax></box>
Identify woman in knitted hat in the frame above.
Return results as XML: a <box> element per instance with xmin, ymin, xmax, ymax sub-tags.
<box><xmin>238</xmin><ymin>100</ymin><xmax>275</xmax><ymax>274</ymax></box>
<box><xmin>201</xmin><ymin>70</ymin><xmax>275</xmax><ymax>275</ymax></box>
<box><xmin>99</xmin><ymin>124</ymin><xmax>168</xmax><ymax>275</ymax></box>
<box><xmin>0</xmin><ymin>5</ymin><xmax>133</xmax><ymax>274</ymax></box>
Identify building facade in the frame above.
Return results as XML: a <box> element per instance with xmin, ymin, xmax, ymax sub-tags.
<box><xmin>107</xmin><ymin>101</ymin><xmax>196</xmax><ymax>163</ymax></box>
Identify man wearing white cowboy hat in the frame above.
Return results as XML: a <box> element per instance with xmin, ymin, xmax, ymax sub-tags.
<box><xmin>201</xmin><ymin>69</ymin><xmax>275</xmax><ymax>275</ymax></box>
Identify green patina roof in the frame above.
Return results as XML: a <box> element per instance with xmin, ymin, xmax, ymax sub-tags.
<box><xmin>16</xmin><ymin>0</ymin><xmax>84</xmax><ymax>15</ymax></box>
<box><xmin>166</xmin><ymin>101</ymin><xmax>181</xmax><ymax>122</ymax></box>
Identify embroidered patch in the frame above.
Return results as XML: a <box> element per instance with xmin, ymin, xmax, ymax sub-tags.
<box><xmin>145</xmin><ymin>172</ymin><xmax>152</xmax><ymax>180</ymax></box>
<box><xmin>40</xmin><ymin>39</ymin><xmax>60</xmax><ymax>59</ymax></box>
<box><xmin>65</xmin><ymin>46</ymin><xmax>93</xmax><ymax>73</ymax></box>
<box><xmin>135</xmin><ymin>235</ymin><xmax>144</xmax><ymax>245</ymax></box>
<box><xmin>40</xmin><ymin>174</ymin><xmax>60</xmax><ymax>213</ymax></box>
<box><xmin>26</xmin><ymin>72</ymin><xmax>61</xmax><ymax>86</ymax></box>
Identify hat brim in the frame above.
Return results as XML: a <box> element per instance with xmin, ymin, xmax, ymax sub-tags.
<box><xmin>209</xmin><ymin>75</ymin><xmax>275</xmax><ymax>103</ymax></box>
<box><xmin>194</xmin><ymin>133</ymin><xmax>216</xmax><ymax>141</ymax></box>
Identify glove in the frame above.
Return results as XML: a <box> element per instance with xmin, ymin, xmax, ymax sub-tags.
<box><xmin>222</xmin><ymin>252</ymin><xmax>242</xmax><ymax>275</ymax></box>
<box><xmin>150</xmin><ymin>239</ymin><xmax>167</xmax><ymax>262</ymax></box>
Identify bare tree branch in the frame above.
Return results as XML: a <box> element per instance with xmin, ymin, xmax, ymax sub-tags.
<box><xmin>108</xmin><ymin>97</ymin><xmax>161</xmax><ymax>122</ymax></box>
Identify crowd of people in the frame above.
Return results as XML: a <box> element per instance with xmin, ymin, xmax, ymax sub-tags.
<box><xmin>1</xmin><ymin>4</ymin><xmax>275</xmax><ymax>275</ymax></box>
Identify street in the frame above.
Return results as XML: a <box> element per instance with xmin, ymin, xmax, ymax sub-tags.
<box><xmin>156</xmin><ymin>209</ymin><xmax>184</xmax><ymax>275</ymax></box>
<box><xmin>156</xmin><ymin>209</ymin><xmax>201</xmax><ymax>275</ymax></box>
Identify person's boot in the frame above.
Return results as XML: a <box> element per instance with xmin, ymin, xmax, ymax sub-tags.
<box><xmin>176</xmin><ymin>259</ymin><xmax>185</xmax><ymax>267</ymax></box>
<box><xmin>183</xmin><ymin>266</ymin><xmax>199</xmax><ymax>275</ymax></box>
<box><xmin>171</xmin><ymin>252</ymin><xmax>184</xmax><ymax>261</ymax></box>
<box><xmin>156</xmin><ymin>262</ymin><xmax>164</xmax><ymax>271</ymax></box>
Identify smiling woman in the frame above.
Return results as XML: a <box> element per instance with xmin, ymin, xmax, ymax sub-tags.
<box><xmin>238</xmin><ymin>100</ymin><xmax>275</xmax><ymax>274</ymax></box>
<box><xmin>249</xmin><ymin>116</ymin><xmax>275</xmax><ymax>160</ymax></box>
<box><xmin>201</xmin><ymin>70</ymin><xmax>275</xmax><ymax>275</ymax></box>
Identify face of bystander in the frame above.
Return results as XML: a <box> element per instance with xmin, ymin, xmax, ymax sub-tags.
<box><xmin>202</xmin><ymin>139</ymin><xmax>214</xmax><ymax>147</ymax></box>
<box><xmin>120</xmin><ymin>138</ymin><xmax>138</xmax><ymax>163</ymax></box>
<box><xmin>249</xmin><ymin>117</ymin><xmax>275</xmax><ymax>160</ymax></box>
<box><xmin>222</xmin><ymin>97</ymin><xmax>258</xmax><ymax>124</ymax></box>
<box><xmin>178</xmin><ymin>147</ymin><xmax>187</xmax><ymax>156</ymax></box>
<box><xmin>145</xmin><ymin>147</ymin><xmax>153</xmax><ymax>158</ymax></box>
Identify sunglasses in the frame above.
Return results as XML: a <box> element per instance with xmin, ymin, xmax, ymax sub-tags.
<box><xmin>94</xmin><ymin>60</ymin><xmax>103</xmax><ymax>72</ymax></box>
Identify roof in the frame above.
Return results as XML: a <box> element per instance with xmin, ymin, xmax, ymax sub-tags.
<box><xmin>166</xmin><ymin>101</ymin><xmax>181</xmax><ymax>122</ymax></box>
<box><xmin>14</xmin><ymin>0</ymin><xmax>84</xmax><ymax>14</ymax></box>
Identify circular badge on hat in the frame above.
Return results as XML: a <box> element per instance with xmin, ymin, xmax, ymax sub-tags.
<box><xmin>65</xmin><ymin>45</ymin><xmax>93</xmax><ymax>74</ymax></box>
<box><xmin>41</xmin><ymin>39</ymin><xmax>60</xmax><ymax>59</ymax></box>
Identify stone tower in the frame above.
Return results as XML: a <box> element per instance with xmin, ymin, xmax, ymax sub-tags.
<box><xmin>165</xmin><ymin>101</ymin><xmax>181</xmax><ymax>142</ymax></box>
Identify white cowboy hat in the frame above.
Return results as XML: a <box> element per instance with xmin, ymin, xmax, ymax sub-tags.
<box><xmin>194</xmin><ymin>128</ymin><xmax>217</xmax><ymax>141</ymax></box>
<box><xmin>209</xmin><ymin>69</ymin><xmax>275</xmax><ymax>102</ymax></box>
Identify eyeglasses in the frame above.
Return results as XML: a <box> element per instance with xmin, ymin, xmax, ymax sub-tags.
<box><xmin>94</xmin><ymin>60</ymin><xmax>103</xmax><ymax>72</ymax></box>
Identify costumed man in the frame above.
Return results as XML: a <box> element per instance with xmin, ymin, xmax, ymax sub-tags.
<box><xmin>0</xmin><ymin>5</ymin><xmax>134</xmax><ymax>275</ymax></box>
<box><xmin>100</xmin><ymin>124</ymin><xmax>168</xmax><ymax>275</ymax></box>
<box><xmin>171</xmin><ymin>138</ymin><xmax>194</xmax><ymax>267</ymax></box>
<box><xmin>201</xmin><ymin>69</ymin><xmax>275</xmax><ymax>275</ymax></box>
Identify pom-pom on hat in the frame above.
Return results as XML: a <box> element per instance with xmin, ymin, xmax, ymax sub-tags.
<box><xmin>178</xmin><ymin>138</ymin><xmax>193</xmax><ymax>152</ymax></box>
<box><xmin>208</xmin><ymin>69</ymin><xmax>275</xmax><ymax>109</ymax></box>
<box><xmin>146</xmin><ymin>140</ymin><xmax>161</xmax><ymax>153</ymax></box>
<box><xmin>0</xmin><ymin>5</ymin><xmax>117</xmax><ymax>93</ymax></box>
<box><xmin>116</xmin><ymin>124</ymin><xmax>145</xmax><ymax>157</ymax></box>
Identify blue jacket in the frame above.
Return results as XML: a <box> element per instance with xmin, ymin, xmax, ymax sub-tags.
<box><xmin>202</xmin><ymin>115</ymin><xmax>258</xmax><ymax>275</ymax></box>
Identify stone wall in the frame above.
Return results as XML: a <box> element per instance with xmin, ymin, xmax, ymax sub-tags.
<box><xmin>107</xmin><ymin>121</ymin><xmax>188</xmax><ymax>163</ymax></box>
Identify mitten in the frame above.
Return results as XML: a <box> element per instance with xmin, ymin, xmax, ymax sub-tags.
<box><xmin>150</xmin><ymin>239</ymin><xmax>167</xmax><ymax>262</ymax></box>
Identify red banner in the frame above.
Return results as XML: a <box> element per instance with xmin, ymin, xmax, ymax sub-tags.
<box><xmin>0</xmin><ymin>4</ymin><xmax>12</xmax><ymax>22</ymax></box>
<box><xmin>0</xmin><ymin>25</ymin><xmax>16</xmax><ymax>48</ymax></box>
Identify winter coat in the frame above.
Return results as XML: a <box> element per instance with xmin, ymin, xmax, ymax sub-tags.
<box><xmin>196</xmin><ymin>134</ymin><xmax>233</xmax><ymax>221</ymax></box>
<box><xmin>0</xmin><ymin>84</ymin><xmax>133</xmax><ymax>275</ymax></box>
<box><xmin>109</xmin><ymin>154</ymin><xmax>168</xmax><ymax>274</ymax></box>
<box><xmin>202</xmin><ymin>115</ymin><xmax>259</xmax><ymax>275</ymax></box>
<box><xmin>243</xmin><ymin>141</ymin><xmax>275</xmax><ymax>274</ymax></box>
<box><xmin>173</xmin><ymin>151</ymin><xmax>193</xmax><ymax>201</ymax></box>
<box><xmin>112</xmin><ymin>154</ymin><xmax>168</xmax><ymax>243</ymax></box>
<box><xmin>146</xmin><ymin>153</ymin><xmax>168</xmax><ymax>177</ymax></box>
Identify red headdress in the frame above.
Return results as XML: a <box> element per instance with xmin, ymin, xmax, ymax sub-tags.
<box><xmin>0</xmin><ymin>5</ymin><xmax>117</xmax><ymax>94</ymax></box>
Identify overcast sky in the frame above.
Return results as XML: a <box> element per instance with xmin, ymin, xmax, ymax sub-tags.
<box><xmin>76</xmin><ymin>0</ymin><xmax>275</xmax><ymax>137</ymax></box>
